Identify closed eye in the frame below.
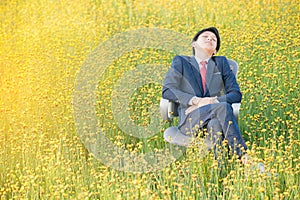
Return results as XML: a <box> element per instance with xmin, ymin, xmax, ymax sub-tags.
<box><xmin>202</xmin><ymin>35</ymin><xmax>216</xmax><ymax>42</ymax></box>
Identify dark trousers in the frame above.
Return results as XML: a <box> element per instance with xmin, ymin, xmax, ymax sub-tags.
<box><xmin>179</xmin><ymin>102</ymin><xmax>247</xmax><ymax>157</ymax></box>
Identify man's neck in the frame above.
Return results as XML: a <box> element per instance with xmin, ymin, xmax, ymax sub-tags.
<box><xmin>194</xmin><ymin>51</ymin><xmax>212</xmax><ymax>61</ymax></box>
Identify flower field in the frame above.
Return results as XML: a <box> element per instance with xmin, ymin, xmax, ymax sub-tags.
<box><xmin>0</xmin><ymin>0</ymin><xmax>299</xmax><ymax>199</ymax></box>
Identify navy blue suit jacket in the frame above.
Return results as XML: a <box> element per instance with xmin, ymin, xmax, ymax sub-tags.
<box><xmin>162</xmin><ymin>55</ymin><xmax>242</xmax><ymax>127</ymax></box>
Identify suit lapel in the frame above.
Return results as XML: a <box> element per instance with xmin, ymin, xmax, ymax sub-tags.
<box><xmin>189</xmin><ymin>56</ymin><xmax>204</xmax><ymax>95</ymax></box>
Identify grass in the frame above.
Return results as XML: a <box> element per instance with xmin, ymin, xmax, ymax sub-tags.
<box><xmin>0</xmin><ymin>0</ymin><xmax>299</xmax><ymax>199</ymax></box>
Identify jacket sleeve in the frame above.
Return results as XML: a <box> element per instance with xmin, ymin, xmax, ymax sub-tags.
<box><xmin>162</xmin><ymin>56</ymin><xmax>195</xmax><ymax>108</ymax></box>
<box><xmin>217</xmin><ymin>57</ymin><xmax>242</xmax><ymax>104</ymax></box>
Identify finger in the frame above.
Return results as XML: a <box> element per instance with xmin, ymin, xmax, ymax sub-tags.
<box><xmin>185</xmin><ymin>108</ymin><xmax>192</xmax><ymax>115</ymax></box>
<box><xmin>185</xmin><ymin>107</ymin><xmax>192</xmax><ymax>115</ymax></box>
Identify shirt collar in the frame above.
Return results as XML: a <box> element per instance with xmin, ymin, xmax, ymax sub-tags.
<box><xmin>194</xmin><ymin>56</ymin><xmax>210</xmax><ymax>68</ymax></box>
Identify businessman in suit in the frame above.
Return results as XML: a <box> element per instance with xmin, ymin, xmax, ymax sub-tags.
<box><xmin>162</xmin><ymin>27</ymin><xmax>248</xmax><ymax>163</ymax></box>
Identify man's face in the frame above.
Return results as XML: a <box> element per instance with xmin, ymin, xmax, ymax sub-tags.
<box><xmin>193</xmin><ymin>31</ymin><xmax>217</xmax><ymax>55</ymax></box>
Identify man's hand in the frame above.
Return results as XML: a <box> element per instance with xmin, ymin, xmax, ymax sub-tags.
<box><xmin>185</xmin><ymin>96</ymin><xmax>218</xmax><ymax>115</ymax></box>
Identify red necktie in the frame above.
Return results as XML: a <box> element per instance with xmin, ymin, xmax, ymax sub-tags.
<box><xmin>200</xmin><ymin>61</ymin><xmax>207</xmax><ymax>92</ymax></box>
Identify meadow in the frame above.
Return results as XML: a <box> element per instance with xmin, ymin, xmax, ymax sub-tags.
<box><xmin>0</xmin><ymin>0</ymin><xmax>299</xmax><ymax>199</ymax></box>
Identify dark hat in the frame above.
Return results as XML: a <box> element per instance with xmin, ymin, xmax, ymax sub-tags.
<box><xmin>192</xmin><ymin>27</ymin><xmax>221</xmax><ymax>52</ymax></box>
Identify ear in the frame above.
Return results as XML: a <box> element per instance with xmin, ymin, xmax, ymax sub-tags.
<box><xmin>192</xmin><ymin>41</ymin><xmax>197</xmax><ymax>47</ymax></box>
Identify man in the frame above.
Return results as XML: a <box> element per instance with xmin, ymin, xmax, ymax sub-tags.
<box><xmin>162</xmin><ymin>27</ymin><xmax>248</xmax><ymax>163</ymax></box>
